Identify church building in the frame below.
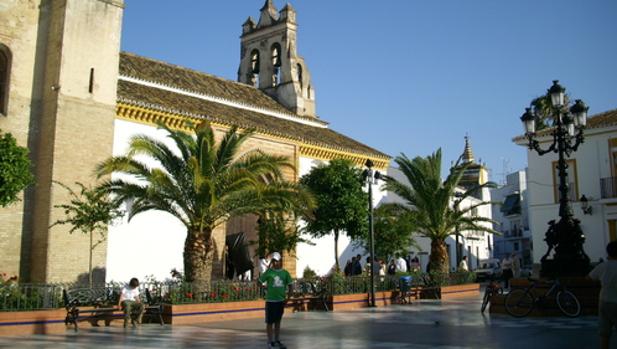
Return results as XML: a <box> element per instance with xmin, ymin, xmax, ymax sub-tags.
<box><xmin>0</xmin><ymin>0</ymin><xmax>389</xmax><ymax>283</ymax></box>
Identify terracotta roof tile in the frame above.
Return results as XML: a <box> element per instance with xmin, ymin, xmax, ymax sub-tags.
<box><xmin>117</xmin><ymin>53</ymin><xmax>389</xmax><ymax>159</ymax></box>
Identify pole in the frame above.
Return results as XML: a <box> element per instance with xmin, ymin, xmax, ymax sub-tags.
<box><xmin>89</xmin><ymin>230</ymin><xmax>93</xmax><ymax>288</ymax></box>
<box><xmin>555</xmin><ymin>111</ymin><xmax>573</xmax><ymax>220</ymax></box>
<box><xmin>368</xmin><ymin>178</ymin><xmax>376</xmax><ymax>307</ymax></box>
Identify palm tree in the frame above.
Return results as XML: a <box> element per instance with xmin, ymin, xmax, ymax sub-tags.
<box><xmin>383</xmin><ymin>149</ymin><xmax>496</xmax><ymax>274</ymax></box>
<box><xmin>96</xmin><ymin>121</ymin><xmax>308</xmax><ymax>294</ymax></box>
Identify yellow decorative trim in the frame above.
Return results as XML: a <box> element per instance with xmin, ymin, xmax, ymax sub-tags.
<box><xmin>116</xmin><ymin>103</ymin><xmax>390</xmax><ymax>171</ymax></box>
<box><xmin>299</xmin><ymin>144</ymin><xmax>389</xmax><ymax>170</ymax></box>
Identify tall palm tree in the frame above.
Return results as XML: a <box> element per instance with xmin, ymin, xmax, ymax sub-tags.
<box><xmin>96</xmin><ymin>121</ymin><xmax>308</xmax><ymax>294</ymax></box>
<box><xmin>383</xmin><ymin>149</ymin><xmax>496</xmax><ymax>274</ymax></box>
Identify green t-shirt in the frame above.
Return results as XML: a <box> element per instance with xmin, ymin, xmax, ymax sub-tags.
<box><xmin>258</xmin><ymin>268</ymin><xmax>292</xmax><ymax>302</ymax></box>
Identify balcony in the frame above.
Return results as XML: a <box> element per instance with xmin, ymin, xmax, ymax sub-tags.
<box><xmin>601</xmin><ymin>177</ymin><xmax>617</xmax><ymax>199</ymax></box>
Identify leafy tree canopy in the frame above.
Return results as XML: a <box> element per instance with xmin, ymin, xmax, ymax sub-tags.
<box><xmin>300</xmin><ymin>158</ymin><xmax>368</xmax><ymax>240</ymax></box>
<box><xmin>355</xmin><ymin>204</ymin><xmax>418</xmax><ymax>261</ymax></box>
<box><xmin>0</xmin><ymin>130</ymin><xmax>33</xmax><ymax>207</ymax></box>
<box><xmin>383</xmin><ymin>149</ymin><xmax>496</xmax><ymax>274</ymax></box>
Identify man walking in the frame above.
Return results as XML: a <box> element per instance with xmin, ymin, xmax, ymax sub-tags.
<box><xmin>589</xmin><ymin>242</ymin><xmax>617</xmax><ymax>349</ymax></box>
<box><xmin>258</xmin><ymin>252</ymin><xmax>293</xmax><ymax>349</ymax></box>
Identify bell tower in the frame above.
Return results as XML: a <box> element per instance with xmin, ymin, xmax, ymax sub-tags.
<box><xmin>238</xmin><ymin>1</ymin><xmax>316</xmax><ymax>118</ymax></box>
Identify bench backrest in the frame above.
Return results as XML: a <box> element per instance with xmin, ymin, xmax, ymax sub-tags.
<box><xmin>63</xmin><ymin>287</ymin><xmax>120</xmax><ymax>307</ymax></box>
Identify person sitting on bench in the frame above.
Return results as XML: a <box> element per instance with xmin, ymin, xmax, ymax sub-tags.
<box><xmin>119</xmin><ymin>277</ymin><xmax>144</xmax><ymax>328</ymax></box>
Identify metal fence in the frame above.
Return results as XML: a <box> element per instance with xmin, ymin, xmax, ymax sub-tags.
<box><xmin>0</xmin><ymin>283</ymin><xmax>65</xmax><ymax>311</ymax></box>
<box><xmin>1</xmin><ymin>272</ymin><xmax>476</xmax><ymax>311</ymax></box>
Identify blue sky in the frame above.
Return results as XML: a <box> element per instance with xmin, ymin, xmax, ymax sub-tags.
<box><xmin>121</xmin><ymin>0</ymin><xmax>617</xmax><ymax>183</ymax></box>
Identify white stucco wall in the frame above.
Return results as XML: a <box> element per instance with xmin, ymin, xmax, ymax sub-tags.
<box><xmin>295</xmin><ymin>157</ymin><xmax>388</xmax><ymax>276</ymax></box>
<box><xmin>106</xmin><ymin>119</ymin><xmax>187</xmax><ymax>282</ymax></box>
<box><xmin>520</xmin><ymin>125</ymin><xmax>617</xmax><ymax>264</ymax></box>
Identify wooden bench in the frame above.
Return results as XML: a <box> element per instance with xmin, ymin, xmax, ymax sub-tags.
<box><xmin>63</xmin><ymin>287</ymin><xmax>164</xmax><ymax>332</ymax></box>
<box><xmin>288</xmin><ymin>280</ymin><xmax>329</xmax><ymax>312</ymax></box>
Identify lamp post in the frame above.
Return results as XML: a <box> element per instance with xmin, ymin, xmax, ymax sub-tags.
<box><xmin>520</xmin><ymin>80</ymin><xmax>591</xmax><ymax>277</ymax></box>
<box><xmin>363</xmin><ymin>159</ymin><xmax>381</xmax><ymax>307</ymax></box>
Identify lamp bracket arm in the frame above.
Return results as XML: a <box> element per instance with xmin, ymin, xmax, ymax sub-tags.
<box><xmin>570</xmin><ymin>129</ymin><xmax>585</xmax><ymax>152</ymax></box>
<box><xmin>529</xmin><ymin>136</ymin><xmax>556</xmax><ymax>155</ymax></box>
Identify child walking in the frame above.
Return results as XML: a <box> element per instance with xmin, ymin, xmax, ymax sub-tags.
<box><xmin>258</xmin><ymin>252</ymin><xmax>293</xmax><ymax>349</ymax></box>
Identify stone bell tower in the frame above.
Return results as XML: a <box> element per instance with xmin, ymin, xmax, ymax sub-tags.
<box><xmin>238</xmin><ymin>0</ymin><xmax>316</xmax><ymax>118</ymax></box>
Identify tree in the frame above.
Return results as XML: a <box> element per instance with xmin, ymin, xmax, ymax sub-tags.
<box><xmin>255</xmin><ymin>177</ymin><xmax>315</xmax><ymax>258</ymax></box>
<box><xmin>51</xmin><ymin>181</ymin><xmax>123</xmax><ymax>287</ymax></box>
<box><xmin>96</xmin><ymin>121</ymin><xmax>307</xmax><ymax>295</ymax></box>
<box><xmin>530</xmin><ymin>91</ymin><xmax>570</xmax><ymax>131</ymax></box>
<box><xmin>0</xmin><ymin>130</ymin><xmax>33</xmax><ymax>207</ymax></box>
<box><xmin>355</xmin><ymin>204</ymin><xmax>418</xmax><ymax>261</ymax></box>
<box><xmin>383</xmin><ymin>149</ymin><xmax>496</xmax><ymax>274</ymax></box>
<box><xmin>255</xmin><ymin>211</ymin><xmax>311</xmax><ymax>258</ymax></box>
<box><xmin>300</xmin><ymin>159</ymin><xmax>368</xmax><ymax>271</ymax></box>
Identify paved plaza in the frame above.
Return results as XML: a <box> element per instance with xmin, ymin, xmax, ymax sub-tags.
<box><xmin>0</xmin><ymin>296</ymin><xmax>609</xmax><ymax>349</ymax></box>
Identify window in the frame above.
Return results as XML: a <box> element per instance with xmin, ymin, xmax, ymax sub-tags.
<box><xmin>88</xmin><ymin>68</ymin><xmax>94</xmax><ymax>93</ymax></box>
<box><xmin>552</xmin><ymin>159</ymin><xmax>578</xmax><ymax>203</ymax></box>
<box><xmin>0</xmin><ymin>44</ymin><xmax>10</xmax><ymax>115</ymax></box>
<box><xmin>249</xmin><ymin>49</ymin><xmax>260</xmax><ymax>87</ymax></box>
<box><xmin>271</xmin><ymin>43</ymin><xmax>281</xmax><ymax>87</ymax></box>
<box><xmin>513</xmin><ymin>242</ymin><xmax>519</xmax><ymax>251</ymax></box>
<box><xmin>608</xmin><ymin>220</ymin><xmax>617</xmax><ymax>242</ymax></box>
<box><xmin>296</xmin><ymin>63</ymin><xmax>303</xmax><ymax>90</ymax></box>
<box><xmin>250</xmin><ymin>50</ymin><xmax>260</xmax><ymax>74</ymax></box>
<box><xmin>271</xmin><ymin>43</ymin><xmax>281</xmax><ymax>67</ymax></box>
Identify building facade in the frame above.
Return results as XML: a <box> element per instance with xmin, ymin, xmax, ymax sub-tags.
<box><xmin>0</xmin><ymin>0</ymin><xmax>123</xmax><ymax>283</ymax></box>
<box><xmin>515</xmin><ymin>109</ymin><xmax>617</xmax><ymax>266</ymax></box>
<box><xmin>0</xmin><ymin>0</ymin><xmax>389</xmax><ymax>283</ymax></box>
<box><xmin>490</xmin><ymin>169</ymin><xmax>533</xmax><ymax>267</ymax></box>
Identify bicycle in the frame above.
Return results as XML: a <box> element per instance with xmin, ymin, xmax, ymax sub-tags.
<box><xmin>481</xmin><ymin>279</ymin><xmax>503</xmax><ymax>313</ymax></box>
<box><xmin>504</xmin><ymin>278</ymin><xmax>581</xmax><ymax>317</ymax></box>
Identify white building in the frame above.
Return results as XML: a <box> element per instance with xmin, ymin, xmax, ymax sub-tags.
<box><xmin>490</xmin><ymin>170</ymin><xmax>533</xmax><ymax>267</ymax></box>
<box><xmin>104</xmin><ymin>2</ymin><xmax>390</xmax><ymax>282</ymax></box>
<box><xmin>515</xmin><ymin>108</ymin><xmax>617</xmax><ymax>266</ymax></box>
<box><xmin>382</xmin><ymin>138</ymin><xmax>494</xmax><ymax>272</ymax></box>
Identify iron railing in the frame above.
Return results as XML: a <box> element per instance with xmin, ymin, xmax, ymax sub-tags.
<box><xmin>1</xmin><ymin>272</ymin><xmax>477</xmax><ymax>311</ymax></box>
<box><xmin>0</xmin><ymin>283</ymin><xmax>65</xmax><ymax>311</ymax></box>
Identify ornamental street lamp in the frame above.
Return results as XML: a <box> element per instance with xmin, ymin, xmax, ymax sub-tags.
<box><xmin>363</xmin><ymin>159</ymin><xmax>381</xmax><ymax>307</ymax></box>
<box><xmin>520</xmin><ymin>80</ymin><xmax>591</xmax><ymax>277</ymax></box>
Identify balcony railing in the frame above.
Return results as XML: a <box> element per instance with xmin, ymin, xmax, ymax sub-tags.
<box><xmin>601</xmin><ymin>177</ymin><xmax>617</xmax><ymax>199</ymax></box>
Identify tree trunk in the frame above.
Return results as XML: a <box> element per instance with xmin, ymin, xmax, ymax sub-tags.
<box><xmin>334</xmin><ymin>231</ymin><xmax>340</xmax><ymax>272</ymax></box>
<box><xmin>430</xmin><ymin>239</ymin><xmax>450</xmax><ymax>275</ymax></box>
<box><xmin>184</xmin><ymin>230</ymin><xmax>214</xmax><ymax>299</ymax></box>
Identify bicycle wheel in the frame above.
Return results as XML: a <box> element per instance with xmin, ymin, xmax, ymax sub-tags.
<box><xmin>481</xmin><ymin>290</ymin><xmax>491</xmax><ymax>313</ymax></box>
<box><xmin>556</xmin><ymin>290</ymin><xmax>581</xmax><ymax>317</ymax></box>
<box><xmin>505</xmin><ymin>289</ymin><xmax>534</xmax><ymax>317</ymax></box>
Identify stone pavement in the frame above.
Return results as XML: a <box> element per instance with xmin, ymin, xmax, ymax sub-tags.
<box><xmin>0</xmin><ymin>296</ymin><xmax>610</xmax><ymax>349</ymax></box>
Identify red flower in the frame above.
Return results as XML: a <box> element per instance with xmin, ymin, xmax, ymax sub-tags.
<box><xmin>210</xmin><ymin>292</ymin><xmax>216</xmax><ymax>298</ymax></box>
<box><xmin>186</xmin><ymin>292</ymin><xmax>193</xmax><ymax>299</ymax></box>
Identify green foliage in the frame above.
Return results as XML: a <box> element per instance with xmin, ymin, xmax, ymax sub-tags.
<box><xmin>0</xmin><ymin>274</ymin><xmax>63</xmax><ymax>311</ymax></box>
<box><xmin>51</xmin><ymin>181</ymin><xmax>124</xmax><ymax>240</ymax></box>
<box><xmin>355</xmin><ymin>204</ymin><xmax>418</xmax><ymax>260</ymax></box>
<box><xmin>51</xmin><ymin>181</ymin><xmax>124</xmax><ymax>287</ymax></box>
<box><xmin>300</xmin><ymin>159</ymin><xmax>368</xmax><ymax>268</ymax></box>
<box><xmin>96</xmin><ymin>121</ymin><xmax>308</xmax><ymax>285</ymax></box>
<box><xmin>530</xmin><ymin>92</ymin><xmax>571</xmax><ymax>131</ymax></box>
<box><xmin>255</xmin><ymin>211</ymin><xmax>313</xmax><ymax>257</ymax></box>
<box><xmin>383</xmin><ymin>149</ymin><xmax>496</xmax><ymax>274</ymax></box>
<box><xmin>302</xmin><ymin>266</ymin><xmax>317</xmax><ymax>280</ymax></box>
<box><xmin>164</xmin><ymin>280</ymin><xmax>260</xmax><ymax>304</ymax></box>
<box><xmin>0</xmin><ymin>130</ymin><xmax>33</xmax><ymax>207</ymax></box>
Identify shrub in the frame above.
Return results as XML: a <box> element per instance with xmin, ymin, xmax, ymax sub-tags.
<box><xmin>302</xmin><ymin>266</ymin><xmax>317</xmax><ymax>280</ymax></box>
